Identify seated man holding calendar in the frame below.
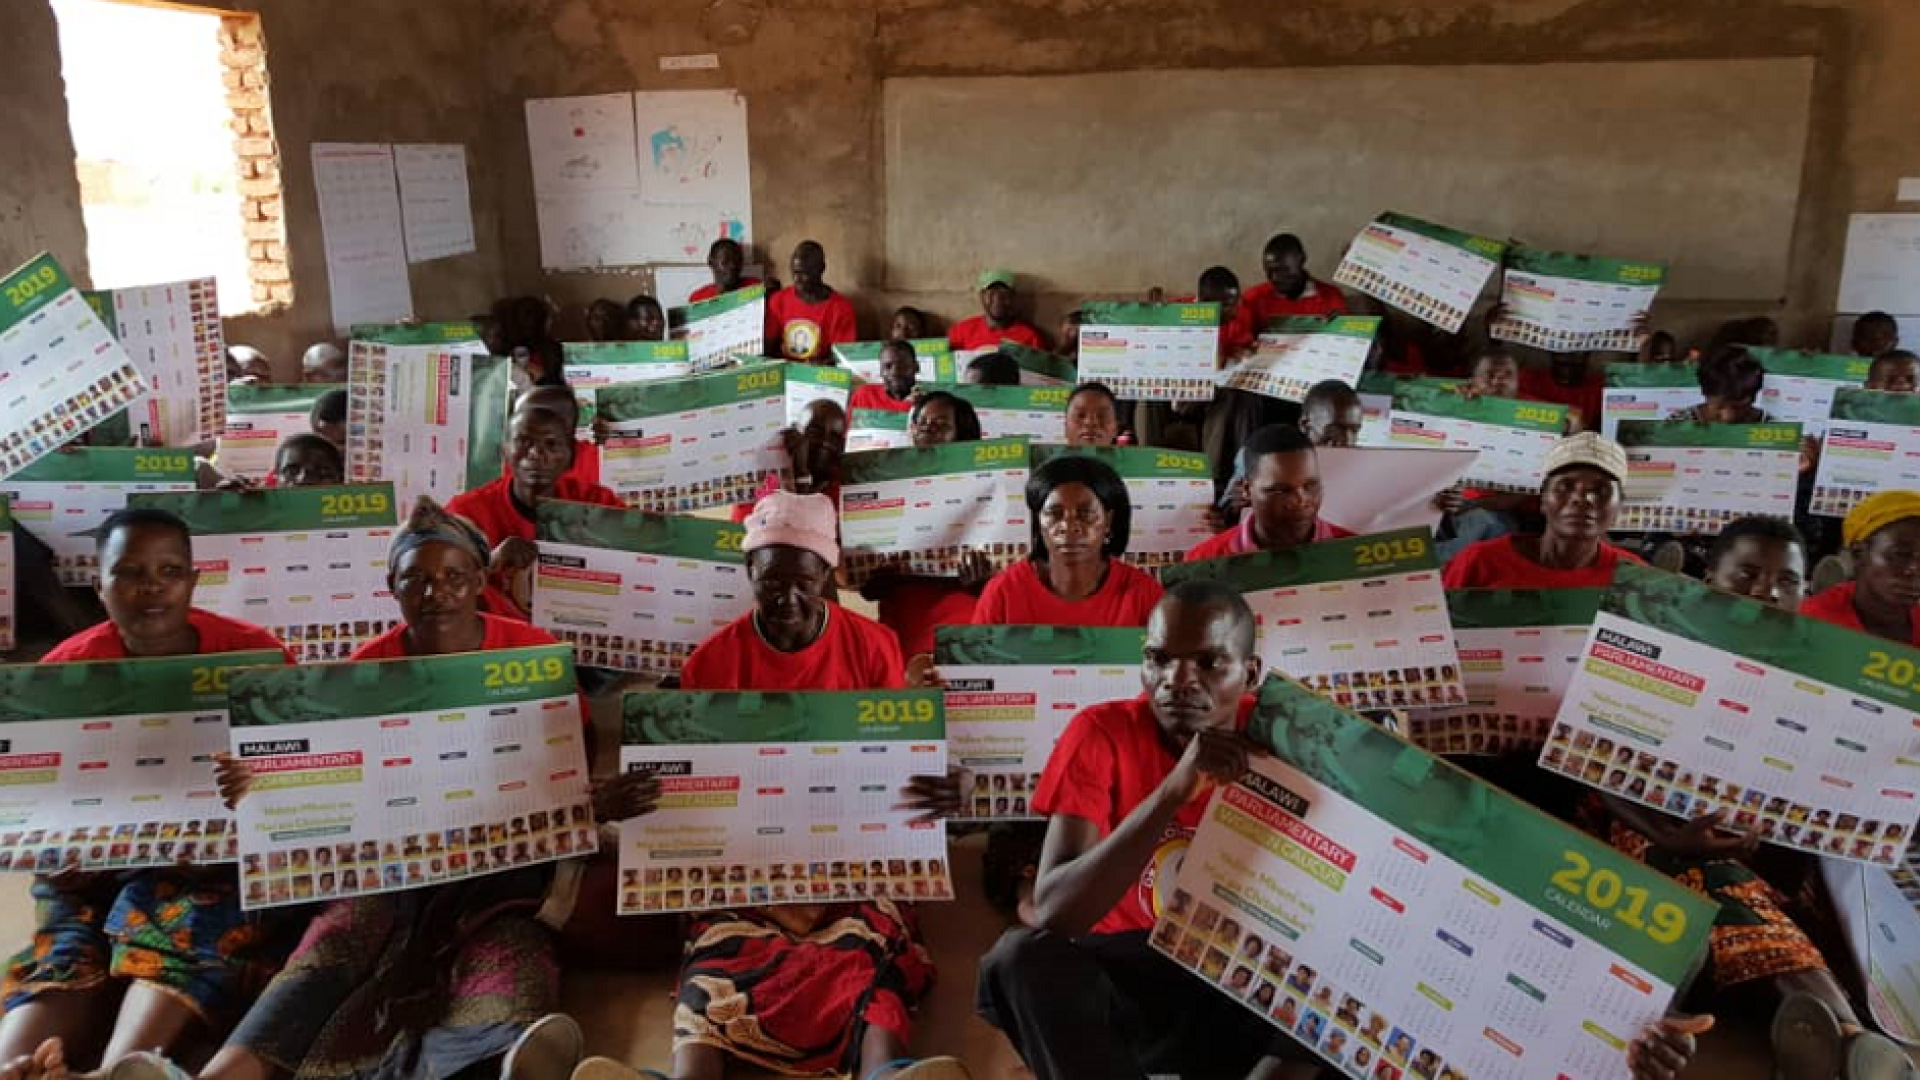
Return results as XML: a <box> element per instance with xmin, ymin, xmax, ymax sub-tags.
<box><xmin>977</xmin><ymin>581</ymin><xmax>1708</xmax><ymax>1080</ymax></box>
<box><xmin>154</xmin><ymin>497</ymin><xmax>660</xmax><ymax>1080</ymax></box>
<box><xmin>1442</xmin><ymin>432</ymin><xmax>1644</xmax><ymax>590</ymax></box>
<box><xmin>0</xmin><ymin>509</ymin><xmax>296</xmax><ymax>1080</ymax></box>
<box><xmin>1184</xmin><ymin>424</ymin><xmax>1351</xmax><ymax>563</ymax></box>
<box><xmin>450</xmin><ymin>387</ymin><xmax>623</xmax><ymax>620</ymax></box>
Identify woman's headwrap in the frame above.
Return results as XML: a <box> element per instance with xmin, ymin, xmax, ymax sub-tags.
<box><xmin>389</xmin><ymin>495</ymin><xmax>492</xmax><ymax>569</ymax></box>
<box><xmin>1843</xmin><ymin>490</ymin><xmax>1920</xmax><ymax>548</ymax></box>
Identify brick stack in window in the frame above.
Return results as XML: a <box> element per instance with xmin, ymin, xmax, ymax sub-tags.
<box><xmin>219</xmin><ymin>15</ymin><xmax>289</xmax><ymax>309</ymax></box>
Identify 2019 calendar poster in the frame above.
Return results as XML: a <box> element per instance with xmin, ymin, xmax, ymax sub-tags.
<box><xmin>0</xmin><ymin>253</ymin><xmax>149</xmax><ymax>480</ymax></box>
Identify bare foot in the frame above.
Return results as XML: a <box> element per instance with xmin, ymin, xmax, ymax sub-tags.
<box><xmin>0</xmin><ymin>1039</ymin><xmax>68</xmax><ymax>1080</ymax></box>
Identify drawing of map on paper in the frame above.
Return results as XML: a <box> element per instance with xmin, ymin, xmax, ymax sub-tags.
<box><xmin>634</xmin><ymin>90</ymin><xmax>752</xmax><ymax>263</ymax></box>
<box><xmin>526</xmin><ymin>93</ymin><xmax>649</xmax><ymax>269</ymax></box>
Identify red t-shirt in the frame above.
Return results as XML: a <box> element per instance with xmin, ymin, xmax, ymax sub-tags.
<box><xmin>1442</xmin><ymin>535</ymin><xmax>1644</xmax><ymax>590</ymax></box>
<box><xmin>877</xmin><ymin>578</ymin><xmax>979</xmax><ymax>659</ymax></box>
<box><xmin>41</xmin><ymin>608</ymin><xmax>294</xmax><ymax>664</ymax></box>
<box><xmin>1519</xmin><ymin>368</ymin><xmax>1603</xmax><ymax>432</ymax></box>
<box><xmin>973</xmin><ymin>558</ymin><xmax>1163</xmax><ymax>628</ymax></box>
<box><xmin>1034</xmin><ymin>694</ymin><xmax>1255</xmax><ymax>934</ymax></box>
<box><xmin>1243</xmin><ymin>278</ymin><xmax>1349</xmax><ymax>324</ymax></box>
<box><xmin>1182</xmin><ymin>517</ymin><xmax>1354</xmax><ymax>563</ymax></box>
<box><xmin>848</xmin><ymin>383</ymin><xmax>913</xmax><ymax>414</ymax></box>
<box><xmin>681</xmin><ymin>603</ymin><xmax>906</xmax><ymax>691</ymax></box>
<box><xmin>766</xmin><ymin>288</ymin><xmax>858</xmax><ymax>363</ymax></box>
<box><xmin>688</xmin><ymin>278</ymin><xmax>763</xmax><ymax>305</ymax></box>
<box><xmin>1799</xmin><ymin>582</ymin><xmax>1920</xmax><ymax>645</ymax></box>
<box><xmin>948</xmin><ymin>316</ymin><xmax>1045</xmax><ymax>353</ymax></box>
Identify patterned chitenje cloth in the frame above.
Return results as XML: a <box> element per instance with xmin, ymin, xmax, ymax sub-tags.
<box><xmin>675</xmin><ymin>899</ymin><xmax>933</xmax><ymax>1077</ymax></box>
<box><xmin>230</xmin><ymin>868</ymin><xmax>557</xmax><ymax>1080</ymax></box>
<box><xmin>1584</xmin><ymin>799</ymin><xmax>1826</xmax><ymax>989</ymax></box>
<box><xmin>3</xmin><ymin>868</ymin><xmax>290</xmax><ymax>1025</ymax></box>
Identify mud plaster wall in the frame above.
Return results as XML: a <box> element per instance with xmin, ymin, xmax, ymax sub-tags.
<box><xmin>493</xmin><ymin>0</ymin><xmax>1920</xmax><ymax>349</ymax></box>
<box><xmin>1</xmin><ymin>0</ymin><xmax>512</xmax><ymax>377</ymax></box>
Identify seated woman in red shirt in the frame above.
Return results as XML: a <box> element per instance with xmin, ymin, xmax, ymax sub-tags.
<box><xmin>184</xmin><ymin>498</ymin><xmax>659</xmax><ymax>1080</ymax></box>
<box><xmin>1443</xmin><ymin>433</ymin><xmax>1644</xmax><ymax>589</ymax></box>
<box><xmin>1063</xmin><ymin>382</ymin><xmax>1121</xmax><ymax>448</ymax></box>
<box><xmin>1185</xmin><ymin>424</ymin><xmax>1351</xmax><ymax>563</ymax></box>
<box><xmin>450</xmin><ymin>387</ymin><xmax>623</xmax><ymax>619</ymax></box>
<box><xmin>0</xmin><ymin>509</ymin><xmax>295</xmax><ymax>1080</ymax></box>
<box><xmin>863</xmin><ymin>392</ymin><xmax>991</xmax><ymax>660</ymax></box>
<box><xmin>974</xmin><ymin>455</ymin><xmax>1163</xmax><ymax>627</ymax></box>
<box><xmin>665</xmin><ymin>491</ymin><xmax>967</xmax><ymax>1080</ymax></box>
<box><xmin>1800</xmin><ymin>490</ymin><xmax>1920</xmax><ymax>644</ymax></box>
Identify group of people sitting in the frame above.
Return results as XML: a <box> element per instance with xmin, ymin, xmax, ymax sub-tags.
<box><xmin>8</xmin><ymin>231</ymin><xmax>1919</xmax><ymax>1080</ymax></box>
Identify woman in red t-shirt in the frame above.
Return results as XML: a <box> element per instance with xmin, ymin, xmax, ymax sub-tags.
<box><xmin>1800</xmin><ymin>490</ymin><xmax>1920</xmax><ymax>645</ymax></box>
<box><xmin>974</xmin><ymin>455</ymin><xmax>1164</xmax><ymax>627</ymax></box>
<box><xmin>862</xmin><ymin>392</ymin><xmax>992</xmax><ymax>660</ymax></box>
<box><xmin>1443</xmin><ymin>433</ymin><xmax>1644</xmax><ymax>590</ymax></box>
<box><xmin>196</xmin><ymin>498</ymin><xmax>658</xmax><ymax>1080</ymax></box>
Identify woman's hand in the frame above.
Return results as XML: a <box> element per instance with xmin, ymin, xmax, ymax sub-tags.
<box><xmin>493</xmin><ymin>537</ymin><xmax>538</xmax><ymax>571</ymax></box>
<box><xmin>213</xmin><ymin>752</ymin><xmax>255</xmax><ymax>810</ymax></box>
<box><xmin>896</xmin><ymin>767</ymin><xmax>971</xmax><ymax>825</ymax></box>
<box><xmin>904</xmin><ymin>654</ymin><xmax>944</xmax><ymax>690</ymax></box>
<box><xmin>1628</xmin><ymin>1013</ymin><xmax>1712</xmax><ymax>1079</ymax></box>
<box><xmin>591</xmin><ymin>770</ymin><xmax>664</xmax><ymax>823</ymax></box>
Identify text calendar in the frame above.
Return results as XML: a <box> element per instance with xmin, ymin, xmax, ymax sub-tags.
<box><xmin>344</xmin><ymin>324</ymin><xmax>505</xmax><ymax>511</ymax></box>
<box><xmin>1161</xmin><ymin>528</ymin><xmax>1465</xmax><ymax>712</ymax></box>
<box><xmin>1077</xmin><ymin>302</ymin><xmax>1220</xmax><ymax>403</ymax></box>
<box><xmin>0</xmin><ymin>254</ymin><xmax>149</xmax><ymax>480</ymax></box>
<box><xmin>1221</xmin><ymin>317</ymin><xmax>1379</xmax><ymax>404</ymax></box>
<box><xmin>1333</xmin><ymin>213</ymin><xmax>1506</xmax><ymax>334</ymax></box>
<box><xmin>784</xmin><ymin>361</ymin><xmax>851</xmax><ymax>424</ymax></box>
<box><xmin>0</xmin><ymin>652</ymin><xmax>284</xmax><ymax>872</ymax></box>
<box><xmin>1000</xmin><ymin>341</ymin><xmax>1078</xmax><ymax>386</ymax></box>
<box><xmin>1388</xmin><ymin>380</ymin><xmax>1567</xmax><ymax>493</ymax></box>
<box><xmin>1748</xmin><ymin>348</ymin><xmax>1872</xmax><ymax>439</ymax></box>
<box><xmin>1614</xmin><ymin>421</ymin><xmax>1801</xmax><ymax>534</ymax></box>
<box><xmin>1488</xmin><ymin>249</ymin><xmax>1664</xmax><ymax>355</ymax></box>
<box><xmin>1822</xmin><ymin>849</ymin><xmax>1920</xmax><ymax>1043</ymax></box>
<box><xmin>935</xmin><ymin>625</ymin><xmax>1143</xmax><ymax>821</ymax></box>
<box><xmin>847</xmin><ymin>409</ymin><xmax>912</xmax><ymax>453</ymax></box>
<box><xmin>1544</xmin><ymin>564</ymin><xmax>1920</xmax><ymax>866</ymax></box>
<box><xmin>938</xmin><ymin>383</ymin><xmax>1069</xmax><ymax>443</ymax></box>
<box><xmin>1811</xmin><ymin>388</ymin><xmax>1920</xmax><ymax>519</ymax></box>
<box><xmin>127</xmin><ymin>484</ymin><xmax>400</xmax><ymax>663</ymax></box>
<box><xmin>219</xmin><ymin>383</ymin><xmax>343</xmax><ymax>481</ymax></box>
<box><xmin>532</xmin><ymin>501</ymin><xmax>750</xmax><ymax>677</ymax></box>
<box><xmin>228</xmin><ymin>646</ymin><xmax>595</xmax><ymax>910</ymax></box>
<box><xmin>617</xmin><ymin>690</ymin><xmax>951</xmax><ymax>914</ymax></box>
<box><xmin>677</xmin><ymin>284</ymin><xmax>766</xmax><ymax>370</ymax></box>
<box><xmin>1600</xmin><ymin>364</ymin><xmax>1700</xmax><ymax>440</ymax></box>
<box><xmin>1028</xmin><ymin>444</ymin><xmax>1212</xmax><ymax>569</ymax></box>
<box><xmin>2</xmin><ymin>447</ymin><xmax>197</xmax><ymax>586</ymax></box>
<box><xmin>560</xmin><ymin>341</ymin><xmax>691</xmax><ymax>430</ymax></box>
<box><xmin>1406</xmin><ymin>589</ymin><xmax>1602</xmax><ymax>758</ymax></box>
<box><xmin>833</xmin><ymin>339</ymin><xmax>956</xmax><ymax>386</ymax></box>
<box><xmin>1157</xmin><ymin>678</ymin><xmax>1712</xmax><ymax>1080</ymax></box>
<box><xmin>839</xmin><ymin>438</ymin><xmax>1031</xmax><ymax>586</ymax></box>
<box><xmin>85</xmin><ymin>276</ymin><xmax>227</xmax><ymax>446</ymax></box>
<box><xmin>594</xmin><ymin>362</ymin><xmax>788</xmax><ymax>514</ymax></box>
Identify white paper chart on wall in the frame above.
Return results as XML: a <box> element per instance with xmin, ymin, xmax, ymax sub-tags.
<box><xmin>633</xmin><ymin>89</ymin><xmax>752</xmax><ymax>264</ymax></box>
<box><xmin>526</xmin><ymin>93</ymin><xmax>648</xmax><ymax>270</ymax></box>
<box><xmin>393</xmin><ymin>144</ymin><xmax>476</xmax><ymax>264</ymax></box>
<box><xmin>312</xmin><ymin>143</ymin><xmax>415</xmax><ymax>335</ymax></box>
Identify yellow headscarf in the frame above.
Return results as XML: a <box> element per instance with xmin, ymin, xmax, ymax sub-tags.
<box><xmin>1843</xmin><ymin>490</ymin><xmax>1920</xmax><ymax>548</ymax></box>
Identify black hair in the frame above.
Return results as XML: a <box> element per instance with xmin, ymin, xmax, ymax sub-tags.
<box><xmin>1263</xmin><ymin>233</ymin><xmax>1307</xmax><ymax>258</ymax></box>
<box><xmin>1242</xmin><ymin>423</ymin><xmax>1317</xmax><ymax>468</ymax></box>
<box><xmin>794</xmin><ymin>239</ymin><xmax>825</xmax><ymax>258</ymax></box>
<box><xmin>625</xmin><ymin>294</ymin><xmax>663</xmax><ymax>319</ymax></box>
<box><xmin>910</xmin><ymin>391</ymin><xmax>982</xmax><ymax>443</ymax></box>
<box><xmin>94</xmin><ymin>507</ymin><xmax>191</xmax><ymax>556</ymax></box>
<box><xmin>276</xmin><ymin>433</ymin><xmax>344</xmax><ymax>470</ymax></box>
<box><xmin>965</xmin><ymin>351</ymin><xmax>1021</xmax><ymax>386</ymax></box>
<box><xmin>880</xmin><ymin>338</ymin><xmax>917</xmax><ymax>361</ymax></box>
<box><xmin>311</xmin><ymin>388</ymin><xmax>347</xmax><ymax>425</ymax></box>
<box><xmin>1067</xmin><ymin>381</ymin><xmax>1118</xmax><ymax>410</ymax></box>
<box><xmin>708</xmin><ymin>237</ymin><xmax>743</xmax><ymax>257</ymax></box>
<box><xmin>1698</xmin><ymin>344</ymin><xmax>1766</xmax><ymax>403</ymax></box>
<box><xmin>1025</xmin><ymin>454</ymin><xmax>1132</xmax><ymax>559</ymax></box>
<box><xmin>1857</xmin><ymin>311</ymin><xmax>1898</xmax><ymax>334</ymax></box>
<box><xmin>1706</xmin><ymin>516</ymin><xmax>1805</xmax><ymax>572</ymax></box>
<box><xmin>1158</xmin><ymin>577</ymin><xmax>1258</xmax><ymax>659</ymax></box>
<box><xmin>1198</xmin><ymin>266</ymin><xmax>1241</xmax><ymax>293</ymax></box>
<box><xmin>1302</xmin><ymin>379</ymin><xmax>1359</xmax><ymax>410</ymax></box>
<box><xmin>1870</xmin><ymin>349</ymin><xmax>1919</xmax><ymax>371</ymax></box>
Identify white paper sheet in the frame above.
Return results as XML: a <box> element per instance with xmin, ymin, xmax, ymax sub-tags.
<box><xmin>311</xmin><ymin>143</ymin><xmax>414</xmax><ymax>335</ymax></box>
<box><xmin>653</xmin><ymin>263</ymin><xmax>766</xmax><ymax>311</ymax></box>
<box><xmin>526</xmin><ymin>94</ymin><xmax>648</xmax><ymax>269</ymax></box>
<box><xmin>1837</xmin><ymin>214</ymin><xmax>1920</xmax><ymax>314</ymax></box>
<box><xmin>1316</xmin><ymin>447</ymin><xmax>1480</xmax><ymax>536</ymax></box>
<box><xmin>393</xmin><ymin>144</ymin><xmax>476</xmax><ymax>263</ymax></box>
<box><xmin>634</xmin><ymin>90</ymin><xmax>753</xmax><ymax>264</ymax></box>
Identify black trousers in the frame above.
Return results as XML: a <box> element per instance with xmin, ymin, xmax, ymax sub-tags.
<box><xmin>976</xmin><ymin>927</ymin><xmax>1308</xmax><ymax>1080</ymax></box>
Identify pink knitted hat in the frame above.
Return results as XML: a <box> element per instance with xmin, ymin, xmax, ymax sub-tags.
<box><xmin>743</xmin><ymin>489</ymin><xmax>839</xmax><ymax>567</ymax></box>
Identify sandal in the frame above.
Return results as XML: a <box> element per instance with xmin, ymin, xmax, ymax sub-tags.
<box><xmin>500</xmin><ymin>1014</ymin><xmax>585</xmax><ymax>1080</ymax></box>
<box><xmin>1773</xmin><ymin>993</ymin><xmax>1845</xmax><ymax>1080</ymax></box>
<box><xmin>1843</xmin><ymin>1029</ymin><xmax>1917</xmax><ymax>1080</ymax></box>
<box><xmin>864</xmin><ymin>1057</ymin><xmax>972</xmax><ymax>1080</ymax></box>
<box><xmin>570</xmin><ymin>1057</ymin><xmax>667</xmax><ymax>1080</ymax></box>
<box><xmin>107</xmin><ymin>1053</ymin><xmax>194</xmax><ymax>1080</ymax></box>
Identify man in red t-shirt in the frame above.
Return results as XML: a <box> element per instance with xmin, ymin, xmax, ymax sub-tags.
<box><xmin>1187</xmin><ymin>425</ymin><xmax>1352</xmax><ymax>563</ymax></box>
<box><xmin>948</xmin><ymin>270</ymin><xmax>1046</xmax><ymax>354</ymax></box>
<box><xmin>449</xmin><ymin>387</ymin><xmax>624</xmax><ymax>619</ymax></box>
<box><xmin>687</xmin><ymin>237</ymin><xmax>763</xmax><ymax>305</ymax></box>
<box><xmin>977</xmin><ymin>580</ymin><xmax>1312</xmax><ymax>1078</ymax></box>
<box><xmin>1241</xmin><ymin>233</ymin><xmax>1347</xmax><ymax>324</ymax></box>
<box><xmin>765</xmin><ymin>241</ymin><xmax>858</xmax><ymax>363</ymax></box>
<box><xmin>846</xmin><ymin>340</ymin><xmax>918</xmax><ymax>414</ymax></box>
